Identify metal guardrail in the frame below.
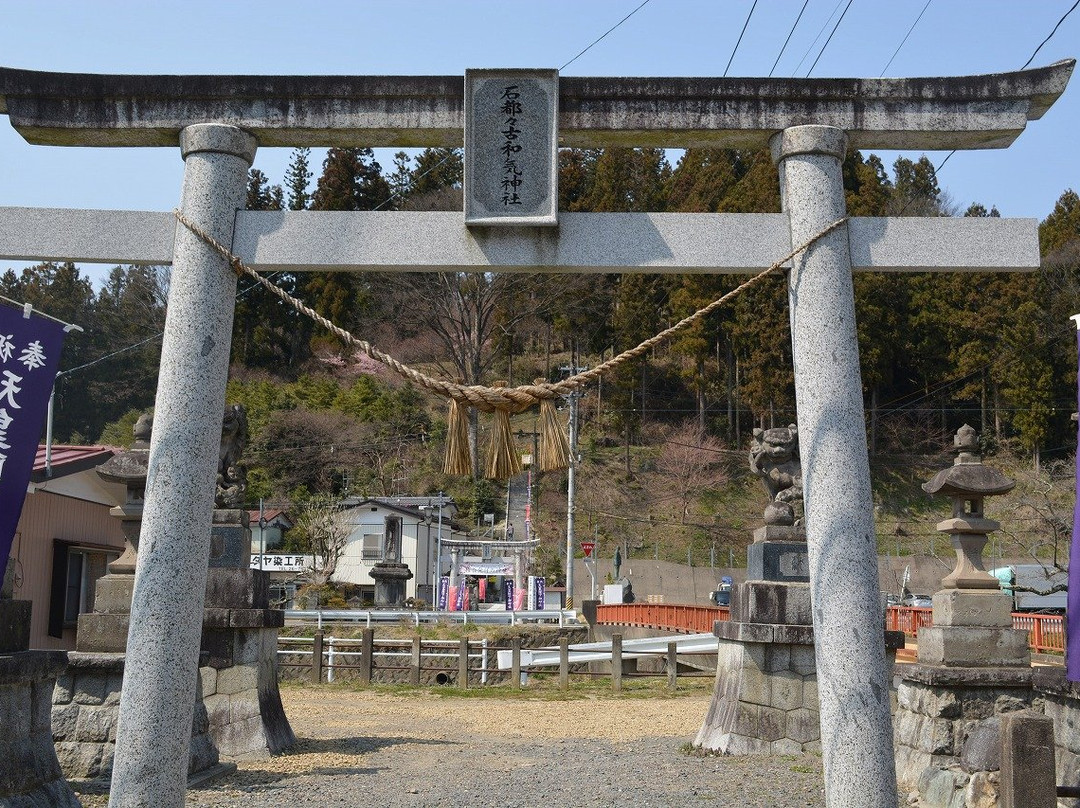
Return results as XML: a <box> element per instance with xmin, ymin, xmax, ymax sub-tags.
<box><xmin>285</xmin><ymin>608</ymin><xmax>579</xmax><ymax>628</ymax></box>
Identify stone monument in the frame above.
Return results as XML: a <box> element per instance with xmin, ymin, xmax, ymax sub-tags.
<box><xmin>370</xmin><ymin>516</ymin><xmax>413</xmax><ymax>608</ymax></box>
<box><xmin>893</xmin><ymin>425</ymin><xmax>1034</xmax><ymax>807</ymax></box>
<box><xmin>697</xmin><ymin>424</ymin><xmax>903</xmax><ymax>755</ymax></box>
<box><xmin>747</xmin><ymin>424</ymin><xmax>808</xmax><ymax>583</ymax></box>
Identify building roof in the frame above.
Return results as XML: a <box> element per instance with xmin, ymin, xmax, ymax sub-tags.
<box><xmin>246</xmin><ymin>507</ymin><xmax>292</xmax><ymax>527</ymax></box>
<box><xmin>31</xmin><ymin>444</ymin><xmax>115</xmax><ymax>482</ymax></box>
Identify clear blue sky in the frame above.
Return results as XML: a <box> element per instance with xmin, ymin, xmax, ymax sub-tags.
<box><xmin>0</xmin><ymin>0</ymin><xmax>1077</xmax><ymax>281</ymax></box>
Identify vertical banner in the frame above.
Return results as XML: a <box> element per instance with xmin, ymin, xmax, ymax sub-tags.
<box><xmin>503</xmin><ymin>579</ymin><xmax>514</xmax><ymax>611</ymax></box>
<box><xmin>0</xmin><ymin>303</ymin><xmax>67</xmax><ymax>586</ymax></box>
<box><xmin>534</xmin><ymin>576</ymin><xmax>546</xmax><ymax>611</ymax></box>
<box><xmin>1068</xmin><ymin>316</ymin><xmax>1080</xmax><ymax>680</ymax></box>
<box><xmin>454</xmin><ymin>580</ymin><xmax>466</xmax><ymax>612</ymax></box>
<box><xmin>478</xmin><ymin>576</ymin><xmax>487</xmax><ymax>602</ymax></box>
<box><xmin>437</xmin><ymin>576</ymin><xmax>450</xmax><ymax>611</ymax></box>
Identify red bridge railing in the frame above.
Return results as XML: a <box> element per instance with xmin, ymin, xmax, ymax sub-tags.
<box><xmin>595</xmin><ymin>603</ymin><xmax>728</xmax><ymax>634</ymax></box>
<box><xmin>596</xmin><ymin>603</ymin><xmax>1065</xmax><ymax>655</ymax></box>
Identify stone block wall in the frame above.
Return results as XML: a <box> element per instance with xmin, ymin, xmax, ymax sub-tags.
<box><xmin>893</xmin><ymin>667</ymin><xmax>1036</xmax><ymax>807</ymax></box>
<box><xmin>198</xmin><ymin>626</ymin><xmax>294</xmax><ymax>758</ymax></box>
<box><xmin>1032</xmin><ymin>669</ymin><xmax>1080</xmax><ymax>807</ymax></box>
<box><xmin>695</xmin><ymin>638</ymin><xmax>820</xmax><ymax>754</ymax></box>
<box><xmin>51</xmin><ymin>652</ymin><xmax>218</xmax><ymax>781</ymax></box>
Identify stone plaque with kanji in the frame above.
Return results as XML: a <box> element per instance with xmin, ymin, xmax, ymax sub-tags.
<box><xmin>464</xmin><ymin>68</ymin><xmax>558</xmax><ymax>227</ymax></box>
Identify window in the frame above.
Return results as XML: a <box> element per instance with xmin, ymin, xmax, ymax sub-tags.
<box><xmin>361</xmin><ymin>533</ymin><xmax>384</xmax><ymax>561</ymax></box>
<box><xmin>49</xmin><ymin>542</ymin><xmax>118</xmax><ymax>638</ymax></box>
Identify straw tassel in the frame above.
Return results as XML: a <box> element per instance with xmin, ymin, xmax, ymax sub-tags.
<box><xmin>443</xmin><ymin>398</ymin><xmax>473</xmax><ymax>477</ymax></box>
<box><xmin>485</xmin><ymin>382</ymin><xmax>522</xmax><ymax>480</ymax></box>
<box><xmin>537</xmin><ymin>381</ymin><xmax>571</xmax><ymax>472</ymax></box>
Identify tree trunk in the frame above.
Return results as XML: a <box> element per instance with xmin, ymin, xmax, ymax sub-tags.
<box><xmin>734</xmin><ymin>354</ymin><xmax>741</xmax><ymax>446</ymax></box>
<box><xmin>468</xmin><ymin>409</ymin><xmax>479</xmax><ymax>480</ymax></box>
<box><xmin>994</xmin><ymin>385</ymin><xmax>1002</xmax><ymax>439</ymax></box>
<box><xmin>981</xmin><ymin>371</ymin><xmax>988</xmax><ymax>437</ymax></box>
<box><xmin>869</xmin><ymin>386</ymin><xmax>878</xmax><ymax>456</ymax></box>
<box><xmin>697</xmin><ymin>357</ymin><xmax>706</xmax><ymax>434</ymax></box>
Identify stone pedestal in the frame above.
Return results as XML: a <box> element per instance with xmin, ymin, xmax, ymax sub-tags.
<box><xmin>208</xmin><ymin>509</ymin><xmax>251</xmax><ymax>569</ymax></box>
<box><xmin>0</xmin><ymin>599</ymin><xmax>80</xmax><ymax>807</ymax></box>
<box><xmin>893</xmin><ymin>664</ymin><xmax>1035</xmax><ymax>806</ymax></box>
<box><xmin>53</xmin><ymin>566</ymin><xmax>293</xmax><ymax>780</ymax></box>
<box><xmin>52</xmin><ymin>653</ymin><xmax>219</xmax><ymax>781</ymax></box>
<box><xmin>1032</xmin><ymin>668</ymin><xmax>1080</xmax><ymax>800</ymax></box>
<box><xmin>748</xmin><ymin>526</ymin><xmax>809</xmax><ymax>583</ymax></box>
<box><xmin>200</xmin><ymin>567</ymin><xmax>294</xmax><ymax>758</ymax></box>
<box><xmin>371</xmin><ymin>562</ymin><xmax>413</xmax><ymax>608</ymax></box>
<box><xmin>892</xmin><ymin>592</ymin><xmax>1032</xmax><ymax>807</ymax></box>
<box><xmin>696</xmin><ymin>577</ymin><xmax>903</xmax><ymax>755</ymax></box>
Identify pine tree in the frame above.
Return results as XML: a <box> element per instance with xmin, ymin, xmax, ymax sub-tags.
<box><xmin>284</xmin><ymin>147</ymin><xmax>313</xmax><ymax>211</ymax></box>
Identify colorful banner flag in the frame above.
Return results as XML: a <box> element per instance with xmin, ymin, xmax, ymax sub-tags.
<box><xmin>503</xmin><ymin>579</ymin><xmax>514</xmax><ymax>611</ymax></box>
<box><xmin>1068</xmin><ymin>318</ymin><xmax>1080</xmax><ymax>680</ymax></box>
<box><xmin>437</xmin><ymin>576</ymin><xmax>450</xmax><ymax>610</ymax></box>
<box><xmin>0</xmin><ymin>303</ymin><xmax>68</xmax><ymax>587</ymax></box>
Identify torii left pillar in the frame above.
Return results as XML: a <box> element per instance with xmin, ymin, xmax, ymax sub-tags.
<box><xmin>109</xmin><ymin>124</ymin><xmax>256</xmax><ymax>808</ymax></box>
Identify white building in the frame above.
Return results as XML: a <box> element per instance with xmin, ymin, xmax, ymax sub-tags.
<box><xmin>333</xmin><ymin>495</ymin><xmax>464</xmax><ymax>605</ymax></box>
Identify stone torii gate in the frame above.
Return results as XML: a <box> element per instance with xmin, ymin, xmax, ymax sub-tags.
<box><xmin>0</xmin><ymin>61</ymin><xmax>1073</xmax><ymax>808</ymax></box>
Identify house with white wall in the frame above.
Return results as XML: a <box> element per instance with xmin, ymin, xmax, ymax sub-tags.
<box><xmin>332</xmin><ymin>495</ymin><xmax>463</xmax><ymax>605</ymax></box>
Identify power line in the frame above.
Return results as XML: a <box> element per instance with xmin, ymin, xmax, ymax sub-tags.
<box><xmin>791</xmin><ymin>0</ymin><xmax>845</xmax><ymax>77</ymax></box>
<box><xmin>897</xmin><ymin>1</ymin><xmax>1077</xmax><ymax>214</ymax></box>
<box><xmin>806</xmin><ymin>0</ymin><xmax>855</xmax><ymax>77</ymax></box>
<box><xmin>560</xmin><ymin>0</ymin><xmax>653</xmax><ymax>72</ymax></box>
<box><xmin>1022</xmin><ymin>0</ymin><xmax>1080</xmax><ymax>69</ymax></box>
<box><xmin>724</xmin><ymin>0</ymin><xmax>759</xmax><ymax>78</ymax></box>
<box><xmin>769</xmin><ymin>0</ymin><xmax>810</xmax><ymax>78</ymax></box>
<box><xmin>879</xmin><ymin>0</ymin><xmax>932</xmax><ymax>77</ymax></box>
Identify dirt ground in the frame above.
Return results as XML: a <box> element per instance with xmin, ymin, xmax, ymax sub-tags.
<box><xmin>78</xmin><ymin>683</ymin><xmax>830</xmax><ymax>807</ymax></box>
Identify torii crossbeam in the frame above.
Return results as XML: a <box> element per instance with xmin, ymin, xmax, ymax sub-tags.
<box><xmin>1</xmin><ymin>60</ymin><xmax>1073</xmax><ymax>808</ymax></box>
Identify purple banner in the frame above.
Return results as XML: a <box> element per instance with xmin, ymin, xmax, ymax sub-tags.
<box><xmin>1068</xmin><ymin>326</ymin><xmax>1080</xmax><ymax>680</ymax></box>
<box><xmin>533</xmin><ymin>575</ymin><xmax>545</xmax><ymax>611</ymax></box>
<box><xmin>437</xmin><ymin>576</ymin><xmax>450</xmax><ymax>611</ymax></box>
<box><xmin>454</xmin><ymin>580</ymin><xmax>466</xmax><ymax>611</ymax></box>
<box><xmin>0</xmin><ymin>303</ymin><xmax>67</xmax><ymax>586</ymax></box>
<box><xmin>503</xmin><ymin>579</ymin><xmax>514</xmax><ymax>611</ymax></box>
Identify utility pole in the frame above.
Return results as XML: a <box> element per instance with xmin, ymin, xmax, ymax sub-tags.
<box><xmin>565</xmin><ymin>391</ymin><xmax>578</xmax><ymax>610</ymax></box>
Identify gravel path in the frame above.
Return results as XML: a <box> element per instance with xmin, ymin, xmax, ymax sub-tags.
<box><xmin>157</xmin><ymin>684</ymin><xmax>830</xmax><ymax>808</ymax></box>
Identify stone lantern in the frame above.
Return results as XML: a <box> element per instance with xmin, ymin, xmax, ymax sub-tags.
<box><xmin>918</xmin><ymin>424</ymin><xmax>1028</xmax><ymax>667</ymax></box>
<box><xmin>922</xmin><ymin>424</ymin><xmax>1013</xmax><ymax>592</ymax></box>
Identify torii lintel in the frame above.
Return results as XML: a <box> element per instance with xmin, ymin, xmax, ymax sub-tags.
<box><xmin>0</xmin><ymin>60</ymin><xmax>1073</xmax><ymax>151</ymax></box>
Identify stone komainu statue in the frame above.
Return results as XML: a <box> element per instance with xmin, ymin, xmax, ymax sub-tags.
<box><xmin>216</xmin><ymin>404</ymin><xmax>248</xmax><ymax>509</ymax></box>
<box><xmin>749</xmin><ymin>424</ymin><xmax>803</xmax><ymax>526</ymax></box>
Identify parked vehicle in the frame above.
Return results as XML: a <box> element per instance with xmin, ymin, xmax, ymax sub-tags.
<box><xmin>901</xmin><ymin>593</ymin><xmax>933</xmax><ymax>609</ymax></box>
<box><xmin>989</xmin><ymin>565</ymin><xmax>1067</xmax><ymax>612</ymax></box>
<box><xmin>710</xmin><ymin>576</ymin><xmax>733</xmax><ymax>607</ymax></box>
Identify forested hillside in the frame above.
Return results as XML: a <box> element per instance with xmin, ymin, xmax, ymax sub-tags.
<box><xmin>4</xmin><ymin>144</ymin><xmax>1079</xmax><ymax>574</ymax></box>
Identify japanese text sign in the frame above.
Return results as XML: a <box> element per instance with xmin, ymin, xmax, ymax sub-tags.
<box><xmin>464</xmin><ymin>68</ymin><xmax>559</xmax><ymax>227</ymax></box>
<box><xmin>0</xmin><ymin>303</ymin><xmax>67</xmax><ymax>586</ymax></box>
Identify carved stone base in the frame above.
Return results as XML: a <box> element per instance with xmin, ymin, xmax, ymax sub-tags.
<box><xmin>747</xmin><ymin>541</ymin><xmax>810</xmax><ymax>583</ymax></box>
<box><xmin>371</xmin><ymin>562</ymin><xmax>413</xmax><ymax>608</ymax></box>
<box><xmin>52</xmin><ymin>653</ymin><xmax>219</xmax><ymax>782</ymax></box>
<box><xmin>0</xmin><ymin>649</ymin><xmax>79</xmax><ymax>807</ymax></box>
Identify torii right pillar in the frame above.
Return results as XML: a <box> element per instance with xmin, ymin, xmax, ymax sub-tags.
<box><xmin>773</xmin><ymin>125</ymin><xmax>898</xmax><ymax>807</ymax></box>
